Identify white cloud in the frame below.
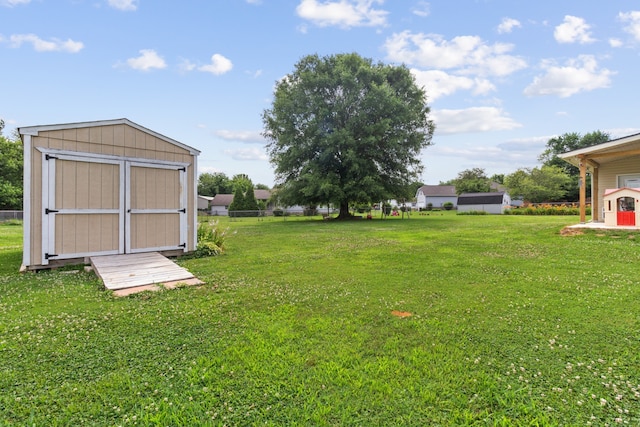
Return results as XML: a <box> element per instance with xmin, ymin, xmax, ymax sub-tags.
<box><xmin>178</xmin><ymin>59</ymin><xmax>196</xmax><ymax>72</ymax></box>
<box><xmin>497</xmin><ymin>17</ymin><xmax>521</xmax><ymax>34</ymax></box>
<box><xmin>523</xmin><ymin>55</ymin><xmax>614</xmax><ymax>98</ymax></box>
<box><xmin>108</xmin><ymin>0</ymin><xmax>137</xmax><ymax>11</ymax></box>
<box><xmin>1</xmin><ymin>0</ymin><xmax>30</xmax><ymax>6</ymax></box>
<box><xmin>431</xmin><ymin>107</ymin><xmax>521</xmax><ymax>135</ymax></box>
<box><xmin>198</xmin><ymin>54</ymin><xmax>233</xmax><ymax>75</ymax></box>
<box><xmin>224</xmin><ymin>147</ymin><xmax>269</xmax><ymax>161</ymax></box>
<box><xmin>410</xmin><ymin>69</ymin><xmax>495</xmax><ymax>101</ymax></box>
<box><xmin>411</xmin><ymin>1</ymin><xmax>430</xmax><ymax>17</ymax></box>
<box><xmin>125</xmin><ymin>49</ymin><xmax>167</xmax><ymax>71</ymax></box>
<box><xmin>609</xmin><ymin>38</ymin><xmax>623</xmax><ymax>48</ymax></box>
<box><xmin>215</xmin><ymin>130</ymin><xmax>264</xmax><ymax>143</ymax></box>
<box><xmin>383</xmin><ymin>31</ymin><xmax>527</xmax><ymax>77</ymax></box>
<box><xmin>554</xmin><ymin>15</ymin><xmax>595</xmax><ymax>44</ymax></box>
<box><xmin>619</xmin><ymin>11</ymin><xmax>640</xmax><ymax>42</ymax></box>
<box><xmin>429</xmin><ymin>135</ymin><xmax>545</xmax><ymax>171</ymax></box>
<box><xmin>245</xmin><ymin>69</ymin><xmax>263</xmax><ymax>78</ymax></box>
<box><xmin>7</xmin><ymin>34</ymin><xmax>83</xmax><ymax>52</ymax></box>
<box><xmin>296</xmin><ymin>0</ymin><xmax>388</xmax><ymax>29</ymax></box>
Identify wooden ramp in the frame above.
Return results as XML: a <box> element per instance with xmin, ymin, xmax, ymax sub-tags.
<box><xmin>90</xmin><ymin>252</ymin><xmax>202</xmax><ymax>294</ymax></box>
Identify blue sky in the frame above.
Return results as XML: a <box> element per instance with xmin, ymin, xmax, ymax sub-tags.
<box><xmin>2</xmin><ymin>0</ymin><xmax>640</xmax><ymax>187</ymax></box>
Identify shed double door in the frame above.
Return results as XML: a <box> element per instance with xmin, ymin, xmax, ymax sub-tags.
<box><xmin>42</xmin><ymin>153</ymin><xmax>187</xmax><ymax>265</ymax></box>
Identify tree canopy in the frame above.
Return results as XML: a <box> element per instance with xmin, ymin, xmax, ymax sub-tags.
<box><xmin>228</xmin><ymin>176</ymin><xmax>259</xmax><ymax>216</ymax></box>
<box><xmin>504</xmin><ymin>166</ymin><xmax>571</xmax><ymax>203</ymax></box>
<box><xmin>0</xmin><ymin>120</ymin><xmax>23</xmax><ymax>210</ymax></box>
<box><xmin>198</xmin><ymin>172</ymin><xmax>233</xmax><ymax>197</ymax></box>
<box><xmin>262</xmin><ymin>53</ymin><xmax>435</xmax><ymax>219</ymax></box>
<box><xmin>443</xmin><ymin>168</ymin><xmax>492</xmax><ymax>194</ymax></box>
<box><xmin>539</xmin><ymin>130</ymin><xmax>609</xmax><ymax>201</ymax></box>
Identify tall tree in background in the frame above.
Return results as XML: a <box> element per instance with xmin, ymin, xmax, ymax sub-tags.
<box><xmin>262</xmin><ymin>53</ymin><xmax>435</xmax><ymax>219</ymax></box>
<box><xmin>504</xmin><ymin>166</ymin><xmax>571</xmax><ymax>203</ymax></box>
<box><xmin>539</xmin><ymin>131</ymin><xmax>609</xmax><ymax>201</ymax></box>
<box><xmin>0</xmin><ymin>120</ymin><xmax>24</xmax><ymax>210</ymax></box>
<box><xmin>198</xmin><ymin>172</ymin><xmax>233</xmax><ymax>196</ymax></box>
<box><xmin>445</xmin><ymin>168</ymin><xmax>492</xmax><ymax>194</ymax></box>
<box><xmin>228</xmin><ymin>175</ymin><xmax>259</xmax><ymax>215</ymax></box>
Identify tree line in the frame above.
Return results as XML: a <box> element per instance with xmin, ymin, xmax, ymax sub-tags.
<box><xmin>443</xmin><ymin>131</ymin><xmax>609</xmax><ymax>203</ymax></box>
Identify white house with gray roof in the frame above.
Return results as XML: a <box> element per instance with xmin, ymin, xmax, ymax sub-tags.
<box><xmin>416</xmin><ymin>185</ymin><xmax>458</xmax><ymax>209</ymax></box>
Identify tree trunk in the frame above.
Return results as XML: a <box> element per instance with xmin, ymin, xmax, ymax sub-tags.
<box><xmin>336</xmin><ymin>200</ymin><xmax>351</xmax><ymax>220</ymax></box>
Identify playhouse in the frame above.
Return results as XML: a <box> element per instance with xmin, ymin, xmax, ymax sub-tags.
<box><xmin>20</xmin><ymin>119</ymin><xmax>200</xmax><ymax>270</ymax></box>
<box><xmin>603</xmin><ymin>187</ymin><xmax>640</xmax><ymax>227</ymax></box>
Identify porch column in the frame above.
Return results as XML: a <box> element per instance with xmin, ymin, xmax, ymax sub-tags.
<box><xmin>579</xmin><ymin>155</ymin><xmax>587</xmax><ymax>223</ymax></box>
<box><xmin>591</xmin><ymin>164</ymin><xmax>599</xmax><ymax>222</ymax></box>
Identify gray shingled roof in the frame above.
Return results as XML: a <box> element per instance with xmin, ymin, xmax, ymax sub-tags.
<box><xmin>457</xmin><ymin>192</ymin><xmax>505</xmax><ymax>205</ymax></box>
<box><xmin>418</xmin><ymin>185</ymin><xmax>457</xmax><ymax>196</ymax></box>
<box><xmin>211</xmin><ymin>190</ymin><xmax>272</xmax><ymax>206</ymax></box>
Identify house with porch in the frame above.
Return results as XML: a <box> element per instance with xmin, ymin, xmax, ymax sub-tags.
<box><xmin>559</xmin><ymin>132</ymin><xmax>640</xmax><ymax>227</ymax></box>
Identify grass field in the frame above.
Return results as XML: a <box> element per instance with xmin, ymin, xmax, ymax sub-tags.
<box><xmin>1</xmin><ymin>214</ymin><xmax>639</xmax><ymax>426</ymax></box>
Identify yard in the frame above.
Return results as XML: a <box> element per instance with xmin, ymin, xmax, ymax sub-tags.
<box><xmin>1</xmin><ymin>214</ymin><xmax>639</xmax><ymax>425</ymax></box>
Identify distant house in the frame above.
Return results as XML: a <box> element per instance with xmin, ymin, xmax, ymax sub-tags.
<box><xmin>416</xmin><ymin>185</ymin><xmax>457</xmax><ymax>209</ymax></box>
<box><xmin>457</xmin><ymin>192</ymin><xmax>511</xmax><ymax>214</ymax></box>
<box><xmin>210</xmin><ymin>190</ymin><xmax>272</xmax><ymax>215</ymax></box>
<box><xmin>210</xmin><ymin>194</ymin><xmax>234</xmax><ymax>216</ymax></box>
<box><xmin>198</xmin><ymin>195</ymin><xmax>213</xmax><ymax>211</ymax></box>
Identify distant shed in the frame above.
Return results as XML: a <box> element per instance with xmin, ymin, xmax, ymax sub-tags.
<box><xmin>20</xmin><ymin>118</ymin><xmax>200</xmax><ymax>270</ymax></box>
<box><xmin>457</xmin><ymin>192</ymin><xmax>511</xmax><ymax>214</ymax></box>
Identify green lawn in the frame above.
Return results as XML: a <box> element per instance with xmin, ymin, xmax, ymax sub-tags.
<box><xmin>1</xmin><ymin>214</ymin><xmax>639</xmax><ymax>426</ymax></box>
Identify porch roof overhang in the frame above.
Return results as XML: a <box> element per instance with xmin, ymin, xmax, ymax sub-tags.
<box><xmin>558</xmin><ymin>132</ymin><xmax>640</xmax><ymax>171</ymax></box>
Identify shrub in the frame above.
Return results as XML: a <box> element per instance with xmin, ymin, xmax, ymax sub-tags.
<box><xmin>443</xmin><ymin>202</ymin><xmax>454</xmax><ymax>210</ymax></box>
<box><xmin>457</xmin><ymin>210</ymin><xmax>488</xmax><ymax>215</ymax></box>
<box><xmin>273</xmin><ymin>208</ymin><xmax>284</xmax><ymax>217</ymax></box>
<box><xmin>195</xmin><ymin>220</ymin><xmax>228</xmax><ymax>257</ymax></box>
<box><xmin>426</xmin><ymin>203</ymin><xmax>433</xmax><ymax>211</ymax></box>
<box><xmin>195</xmin><ymin>241</ymin><xmax>223</xmax><ymax>257</ymax></box>
<box><xmin>504</xmin><ymin>204</ymin><xmax>591</xmax><ymax>216</ymax></box>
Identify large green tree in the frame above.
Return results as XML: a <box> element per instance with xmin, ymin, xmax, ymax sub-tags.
<box><xmin>444</xmin><ymin>168</ymin><xmax>492</xmax><ymax>194</ymax></box>
<box><xmin>0</xmin><ymin>120</ymin><xmax>23</xmax><ymax>210</ymax></box>
<box><xmin>539</xmin><ymin>131</ymin><xmax>609</xmax><ymax>201</ymax></box>
<box><xmin>504</xmin><ymin>166</ymin><xmax>571</xmax><ymax>203</ymax></box>
<box><xmin>262</xmin><ymin>53</ymin><xmax>435</xmax><ymax>219</ymax></box>
<box><xmin>198</xmin><ymin>172</ymin><xmax>233</xmax><ymax>197</ymax></box>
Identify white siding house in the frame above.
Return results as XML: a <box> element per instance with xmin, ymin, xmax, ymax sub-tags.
<box><xmin>416</xmin><ymin>185</ymin><xmax>457</xmax><ymax>209</ymax></box>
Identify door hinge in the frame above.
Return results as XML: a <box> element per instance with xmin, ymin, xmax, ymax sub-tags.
<box><xmin>45</xmin><ymin>154</ymin><xmax>58</xmax><ymax>161</ymax></box>
<box><xmin>178</xmin><ymin>167</ymin><xmax>186</xmax><ymax>172</ymax></box>
<box><xmin>179</xmin><ymin>243</ymin><xmax>186</xmax><ymax>248</ymax></box>
<box><xmin>45</xmin><ymin>208</ymin><xmax>59</xmax><ymax>214</ymax></box>
<box><xmin>45</xmin><ymin>253</ymin><xmax>58</xmax><ymax>259</ymax></box>
<box><xmin>178</xmin><ymin>208</ymin><xmax>186</xmax><ymax>213</ymax></box>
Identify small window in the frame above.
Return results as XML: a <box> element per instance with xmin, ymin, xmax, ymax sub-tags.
<box><xmin>617</xmin><ymin>196</ymin><xmax>635</xmax><ymax>212</ymax></box>
<box><xmin>618</xmin><ymin>175</ymin><xmax>640</xmax><ymax>188</ymax></box>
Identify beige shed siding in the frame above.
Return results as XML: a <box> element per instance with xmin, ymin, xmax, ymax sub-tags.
<box><xmin>130</xmin><ymin>166</ymin><xmax>180</xmax><ymax>210</ymax></box>
<box><xmin>595</xmin><ymin>157</ymin><xmax>640</xmax><ymax>219</ymax></box>
<box><xmin>56</xmin><ymin>214</ymin><xmax>120</xmax><ymax>255</ymax></box>
<box><xmin>25</xmin><ymin>121</ymin><xmax>198</xmax><ymax>268</ymax></box>
<box><xmin>130</xmin><ymin>214</ymin><xmax>180</xmax><ymax>250</ymax></box>
<box><xmin>55</xmin><ymin>159</ymin><xmax>121</xmax><ymax>256</ymax></box>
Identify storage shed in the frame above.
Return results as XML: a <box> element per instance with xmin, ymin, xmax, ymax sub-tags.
<box><xmin>20</xmin><ymin>118</ymin><xmax>200</xmax><ymax>270</ymax></box>
<box><xmin>457</xmin><ymin>192</ymin><xmax>511</xmax><ymax>214</ymax></box>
